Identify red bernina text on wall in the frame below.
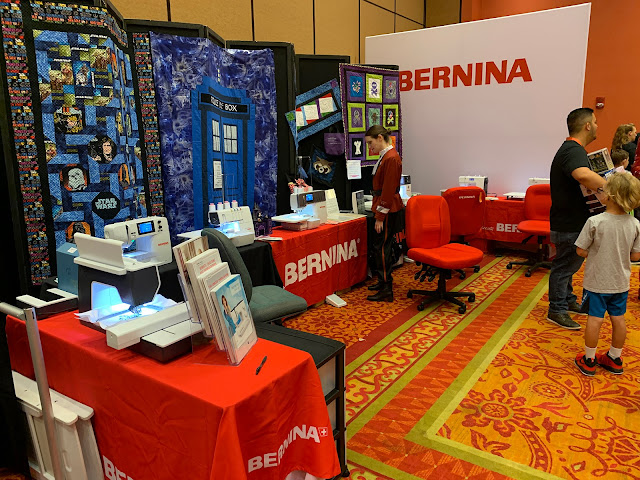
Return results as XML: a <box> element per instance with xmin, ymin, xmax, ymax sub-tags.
<box><xmin>400</xmin><ymin>58</ymin><xmax>532</xmax><ymax>91</ymax></box>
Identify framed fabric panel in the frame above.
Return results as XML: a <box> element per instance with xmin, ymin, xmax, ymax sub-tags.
<box><xmin>340</xmin><ymin>64</ymin><xmax>402</xmax><ymax>166</ymax></box>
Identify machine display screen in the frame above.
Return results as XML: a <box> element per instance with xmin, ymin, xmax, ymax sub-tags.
<box><xmin>137</xmin><ymin>221</ymin><xmax>155</xmax><ymax>235</ymax></box>
<box><xmin>305</xmin><ymin>193</ymin><xmax>313</xmax><ymax>202</ymax></box>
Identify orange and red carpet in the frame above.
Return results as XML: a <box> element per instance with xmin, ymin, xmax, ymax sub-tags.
<box><xmin>287</xmin><ymin>255</ymin><xmax>640</xmax><ymax>480</ymax></box>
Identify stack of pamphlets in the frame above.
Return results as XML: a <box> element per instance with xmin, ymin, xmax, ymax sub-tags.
<box><xmin>173</xmin><ymin>237</ymin><xmax>257</xmax><ymax>363</ymax></box>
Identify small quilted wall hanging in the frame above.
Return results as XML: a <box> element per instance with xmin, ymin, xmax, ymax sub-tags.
<box><xmin>285</xmin><ymin>78</ymin><xmax>342</xmax><ymax>150</ymax></box>
<box><xmin>340</xmin><ymin>64</ymin><xmax>401</xmax><ymax>166</ymax></box>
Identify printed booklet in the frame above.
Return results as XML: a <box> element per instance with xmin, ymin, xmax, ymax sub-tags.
<box><xmin>209</xmin><ymin>274</ymin><xmax>257</xmax><ymax>365</ymax></box>
<box><xmin>173</xmin><ymin>236</ymin><xmax>209</xmax><ymax>328</ymax></box>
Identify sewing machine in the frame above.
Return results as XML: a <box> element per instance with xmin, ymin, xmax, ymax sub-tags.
<box><xmin>103</xmin><ymin>216</ymin><xmax>172</xmax><ymax>265</ymax></box>
<box><xmin>459</xmin><ymin>175</ymin><xmax>488</xmax><ymax>194</ymax></box>
<box><xmin>208</xmin><ymin>206</ymin><xmax>255</xmax><ymax>247</ymax></box>
<box><xmin>73</xmin><ymin>217</ymin><xmax>194</xmax><ymax>361</ymax></box>
<box><xmin>528</xmin><ymin>177</ymin><xmax>550</xmax><ymax>185</ymax></box>
<box><xmin>272</xmin><ymin>190</ymin><xmax>328</xmax><ymax>230</ymax></box>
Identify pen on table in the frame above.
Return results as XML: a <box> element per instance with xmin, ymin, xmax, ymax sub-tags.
<box><xmin>255</xmin><ymin>356</ymin><xmax>267</xmax><ymax>375</ymax></box>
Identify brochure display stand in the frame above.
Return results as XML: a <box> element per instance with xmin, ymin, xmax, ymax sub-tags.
<box><xmin>174</xmin><ymin>237</ymin><xmax>257</xmax><ymax>366</ymax></box>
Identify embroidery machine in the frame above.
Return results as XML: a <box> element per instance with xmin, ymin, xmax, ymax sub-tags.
<box><xmin>73</xmin><ymin>217</ymin><xmax>194</xmax><ymax>362</ymax></box>
<box><xmin>208</xmin><ymin>206</ymin><xmax>255</xmax><ymax>247</ymax></box>
<box><xmin>272</xmin><ymin>190</ymin><xmax>328</xmax><ymax>230</ymax></box>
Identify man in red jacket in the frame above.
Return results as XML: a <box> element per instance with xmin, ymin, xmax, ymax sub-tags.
<box><xmin>365</xmin><ymin>125</ymin><xmax>404</xmax><ymax>302</ymax></box>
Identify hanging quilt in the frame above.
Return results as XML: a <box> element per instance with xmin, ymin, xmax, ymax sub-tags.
<box><xmin>0</xmin><ymin>0</ymin><xmax>151</xmax><ymax>288</ymax></box>
<box><xmin>285</xmin><ymin>78</ymin><xmax>342</xmax><ymax>150</ymax></box>
<box><xmin>339</xmin><ymin>64</ymin><xmax>402</xmax><ymax>166</ymax></box>
<box><xmin>36</xmin><ymin>31</ymin><xmax>145</xmax><ymax>246</ymax></box>
<box><xmin>151</xmin><ymin>34</ymin><xmax>277</xmax><ymax>241</ymax></box>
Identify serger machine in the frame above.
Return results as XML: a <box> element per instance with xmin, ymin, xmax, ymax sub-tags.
<box><xmin>208</xmin><ymin>206</ymin><xmax>255</xmax><ymax>247</ymax></box>
<box><xmin>272</xmin><ymin>190</ymin><xmax>328</xmax><ymax>231</ymax></box>
<box><xmin>73</xmin><ymin>217</ymin><xmax>194</xmax><ymax>361</ymax></box>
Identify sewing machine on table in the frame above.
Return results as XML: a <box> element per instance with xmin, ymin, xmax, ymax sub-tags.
<box><xmin>208</xmin><ymin>206</ymin><xmax>255</xmax><ymax>247</ymax></box>
<box><xmin>272</xmin><ymin>190</ymin><xmax>328</xmax><ymax>231</ymax></box>
<box><xmin>459</xmin><ymin>175</ymin><xmax>489</xmax><ymax>194</ymax></box>
<box><xmin>73</xmin><ymin>217</ymin><xmax>195</xmax><ymax>362</ymax></box>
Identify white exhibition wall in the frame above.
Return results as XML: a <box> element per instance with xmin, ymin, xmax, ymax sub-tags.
<box><xmin>366</xmin><ymin>4</ymin><xmax>591</xmax><ymax>196</ymax></box>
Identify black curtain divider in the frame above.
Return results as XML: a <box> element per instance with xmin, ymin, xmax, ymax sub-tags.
<box><xmin>226</xmin><ymin>41</ymin><xmax>296</xmax><ymax>216</ymax></box>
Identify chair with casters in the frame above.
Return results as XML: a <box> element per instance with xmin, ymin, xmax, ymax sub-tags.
<box><xmin>505</xmin><ymin>183</ymin><xmax>552</xmax><ymax>277</ymax></box>
<box><xmin>405</xmin><ymin>195</ymin><xmax>484</xmax><ymax>314</ymax></box>
<box><xmin>442</xmin><ymin>186</ymin><xmax>486</xmax><ymax>279</ymax></box>
<box><xmin>201</xmin><ymin>228</ymin><xmax>308</xmax><ymax>324</ymax></box>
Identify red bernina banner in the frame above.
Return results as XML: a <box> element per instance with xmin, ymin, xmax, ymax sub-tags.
<box><xmin>270</xmin><ymin>218</ymin><xmax>368</xmax><ymax>305</ymax></box>
<box><xmin>6</xmin><ymin>314</ymin><xmax>340</xmax><ymax>480</ymax></box>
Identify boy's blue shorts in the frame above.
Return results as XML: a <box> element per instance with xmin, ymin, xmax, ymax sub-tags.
<box><xmin>583</xmin><ymin>290</ymin><xmax>628</xmax><ymax>317</ymax></box>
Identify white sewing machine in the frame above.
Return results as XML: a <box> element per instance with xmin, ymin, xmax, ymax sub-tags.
<box><xmin>103</xmin><ymin>216</ymin><xmax>172</xmax><ymax>265</ymax></box>
<box><xmin>73</xmin><ymin>217</ymin><xmax>193</xmax><ymax>361</ymax></box>
<box><xmin>528</xmin><ymin>177</ymin><xmax>550</xmax><ymax>185</ymax></box>
<box><xmin>208</xmin><ymin>206</ymin><xmax>255</xmax><ymax>247</ymax></box>
<box><xmin>272</xmin><ymin>190</ymin><xmax>328</xmax><ymax>230</ymax></box>
<box><xmin>459</xmin><ymin>175</ymin><xmax>488</xmax><ymax>193</ymax></box>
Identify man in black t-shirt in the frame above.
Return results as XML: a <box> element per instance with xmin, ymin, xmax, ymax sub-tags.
<box><xmin>548</xmin><ymin>107</ymin><xmax>606</xmax><ymax>329</ymax></box>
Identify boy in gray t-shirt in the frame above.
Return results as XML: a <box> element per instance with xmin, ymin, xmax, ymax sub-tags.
<box><xmin>574</xmin><ymin>172</ymin><xmax>640</xmax><ymax>376</ymax></box>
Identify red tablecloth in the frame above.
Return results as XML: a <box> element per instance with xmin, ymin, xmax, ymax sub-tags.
<box><xmin>6</xmin><ymin>313</ymin><xmax>340</xmax><ymax>480</ymax></box>
<box><xmin>472</xmin><ymin>196</ymin><xmax>529</xmax><ymax>243</ymax></box>
<box><xmin>270</xmin><ymin>218</ymin><xmax>368</xmax><ymax>305</ymax></box>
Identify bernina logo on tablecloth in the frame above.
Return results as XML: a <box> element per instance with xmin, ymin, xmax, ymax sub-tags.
<box><xmin>103</xmin><ymin>456</ymin><xmax>134</xmax><ymax>480</ymax></box>
<box><xmin>284</xmin><ymin>238</ymin><xmax>360</xmax><ymax>287</ymax></box>
<box><xmin>248</xmin><ymin>424</ymin><xmax>330</xmax><ymax>473</ymax></box>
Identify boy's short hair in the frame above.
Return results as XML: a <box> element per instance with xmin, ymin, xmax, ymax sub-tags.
<box><xmin>605</xmin><ymin>172</ymin><xmax>640</xmax><ymax>212</ymax></box>
<box><xmin>611</xmin><ymin>149</ymin><xmax>630</xmax><ymax>167</ymax></box>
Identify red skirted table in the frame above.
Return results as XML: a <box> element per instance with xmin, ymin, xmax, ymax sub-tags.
<box><xmin>473</xmin><ymin>196</ymin><xmax>529</xmax><ymax>243</ymax></box>
<box><xmin>270</xmin><ymin>217</ymin><xmax>368</xmax><ymax>306</ymax></box>
<box><xmin>6</xmin><ymin>313</ymin><xmax>340</xmax><ymax>480</ymax></box>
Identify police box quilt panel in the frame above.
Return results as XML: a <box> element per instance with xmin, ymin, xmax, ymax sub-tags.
<box><xmin>0</xmin><ymin>0</ymin><xmax>149</xmax><ymax>287</ymax></box>
<box><xmin>285</xmin><ymin>78</ymin><xmax>342</xmax><ymax>150</ymax></box>
<box><xmin>151</xmin><ymin>33</ymin><xmax>276</xmax><ymax>240</ymax></box>
<box><xmin>340</xmin><ymin>64</ymin><xmax>402</xmax><ymax>166</ymax></box>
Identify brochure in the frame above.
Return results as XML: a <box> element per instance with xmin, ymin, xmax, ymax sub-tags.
<box><xmin>209</xmin><ymin>274</ymin><xmax>257</xmax><ymax>365</ymax></box>
<box><xmin>172</xmin><ymin>236</ymin><xmax>209</xmax><ymax>328</ymax></box>
<box><xmin>197</xmin><ymin>262</ymin><xmax>231</xmax><ymax>349</ymax></box>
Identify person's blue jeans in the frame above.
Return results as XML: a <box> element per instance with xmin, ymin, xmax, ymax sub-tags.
<box><xmin>548</xmin><ymin>231</ymin><xmax>585</xmax><ymax>314</ymax></box>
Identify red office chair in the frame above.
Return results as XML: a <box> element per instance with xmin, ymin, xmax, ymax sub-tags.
<box><xmin>406</xmin><ymin>195</ymin><xmax>484</xmax><ymax>314</ymax></box>
<box><xmin>442</xmin><ymin>186</ymin><xmax>486</xmax><ymax>278</ymax></box>
<box><xmin>506</xmin><ymin>184</ymin><xmax>552</xmax><ymax>277</ymax></box>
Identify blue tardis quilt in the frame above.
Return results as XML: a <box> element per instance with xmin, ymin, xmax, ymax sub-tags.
<box><xmin>35</xmin><ymin>31</ymin><xmax>146</xmax><ymax>246</ymax></box>
<box><xmin>150</xmin><ymin>33</ymin><xmax>276</xmax><ymax>240</ymax></box>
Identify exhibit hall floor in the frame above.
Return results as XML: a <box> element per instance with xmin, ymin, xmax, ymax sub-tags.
<box><xmin>287</xmin><ymin>255</ymin><xmax>640</xmax><ymax>480</ymax></box>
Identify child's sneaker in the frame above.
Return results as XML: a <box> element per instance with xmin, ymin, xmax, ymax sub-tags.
<box><xmin>595</xmin><ymin>352</ymin><xmax>624</xmax><ymax>374</ymax></box>
<box><xmin>575</xmin><ymin>354</ymin><xmax>596</xmax><ymax>376</ymax></box>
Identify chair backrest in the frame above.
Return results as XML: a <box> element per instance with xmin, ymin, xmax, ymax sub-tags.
<box><xmin>405</xmin><ymin>195</ymin><xmax>451</xmax><ymax>249</ymax></box>
<box><xmin>523</xmin><ymin>183</ymin><xmax>551</xmax><ymax>221</ymax></box>
<box><xmin>442</xmin><ymin>186</ymin><xmax>486</xmax><ymax>237</ymax></box>
<box><xmin>201</xmin><ymin>228</ymin><xmax>253</xmax><ymax>302</ymax></box>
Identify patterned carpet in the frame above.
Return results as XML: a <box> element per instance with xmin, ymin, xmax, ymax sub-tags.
<box><xmin>287</xmin><ymin>255</ymin><xmax>640</xmax><ymax>480</ymax></box>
